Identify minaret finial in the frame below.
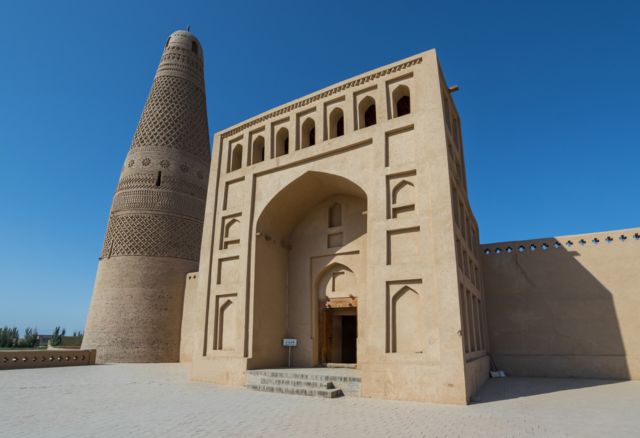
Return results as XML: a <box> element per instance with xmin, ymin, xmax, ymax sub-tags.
<box><xmin>187</xmin><ymin>24</ymin><xmax>191</xmax><ymax>32</ymax></box>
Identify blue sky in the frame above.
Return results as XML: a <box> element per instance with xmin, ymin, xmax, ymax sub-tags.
<box><xmin>0</xmin><ymin>0</ymin><xmax>638</xmax><ymax>333</ymax></box>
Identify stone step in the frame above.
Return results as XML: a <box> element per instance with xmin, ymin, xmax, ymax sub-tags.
<box><xmin>245</xmin><ymin>369</ymin><xmax>362</xmax><ymax>397</ymax></box>
<box><xmin>247</xmin><ymin>383</ymin><xmax>344</xmax><ymax>398</ymax></box>
<box><xmin>246</xmin><ymin>369</ymin><xmax>361</xmax><ymax>384</ymax></box>
<box><xmin>247</xmin><ymin>375</ymin><xmax>336</xmax><ymax>389</ymax></box>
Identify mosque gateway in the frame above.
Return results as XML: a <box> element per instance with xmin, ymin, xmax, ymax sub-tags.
<box><xmin>83</xmin><ymin>31</ymin><xmax>640</xmax><ymax>404</ymax></box>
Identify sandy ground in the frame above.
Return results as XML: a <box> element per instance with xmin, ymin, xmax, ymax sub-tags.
<box><xmin>2</xmin><ymin>363</ymin><xmax>639</xmax><ymax>437</ymax></box>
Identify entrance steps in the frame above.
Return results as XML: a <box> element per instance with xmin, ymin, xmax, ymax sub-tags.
<box><xmin>246</xmin><ymin>368</ymin><xmax>361</xmax><ymax>398</ymax></box>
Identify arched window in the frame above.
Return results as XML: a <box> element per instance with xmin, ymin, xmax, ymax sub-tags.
<box><xmin>328</xmin><ymin>203</ymin><xmax>342</xmax><ymax>227</ymax></box>
<box><xmin>275</xmin><ymin>128</ymin><xmax>289</xmax><ymax>157</ymax></box>
<box><xmin>301</xmin><ymin>118</ymin><xmax>315</xmax><ymax>148</ymax></box>
<box><xmin>230</xmin><ymin>144</ymin><xmax>242</xmax><ymax>171</ymax></box>
<box><xmin>191</xmin><ymin>41</ymin><xmax>198</xmax><ymax>54</ymax></box>
<box><xmin>329</xmin><ymin>108</ymin><xmax>344</xmax><ymax>139</ymax></box>
<box><xmin>251</xmin><ymin>136</ymin><xmax>265</xmax><ymax>164</ymax></box>
<box><xmin>392</xmin><ymin>85</ymin><xmax>411</xmax><ymax>117</ymax></box>
<box><xmin>358</xmin><ymin>96</ymin><xmax>376</xmax><ymax>128</ymax></box>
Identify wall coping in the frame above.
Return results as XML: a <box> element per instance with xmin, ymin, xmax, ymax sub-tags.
<box><xmin>0</xmin><ymin>349</ymin><xmax>96</xmax><ymax>370</ymax></box>
<box><xmin>481</xmin><ymin>227</ymin><xmax>640</xmax><ymax>255</ymax></box>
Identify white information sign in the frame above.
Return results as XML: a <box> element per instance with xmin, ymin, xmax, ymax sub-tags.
<box><xmin>282</xmin><ymin>338</ymin><xmax>297</xmax><ymax>347</ymax></box>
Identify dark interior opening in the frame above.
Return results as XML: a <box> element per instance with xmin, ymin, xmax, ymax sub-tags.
<box><xmin>309</xmin><ymin>128</ymin><xmax>315</xmax><ymax>146</ymax></box>
<box><xmin>397</xmin><ymin>95</ymin><xmax>411</xmax><ymax>117</ymax></box>
<box><xmin>364</xmin><ymin>105</ymin><xmax>376</xmax><ymax>127</ymax></box>
<box><xmin>341</xmin><ymin>315</ymin><xmax>357</xmax><ymax>363</ymax></box>
<box><xmin>337</xmin><ymin>117</ymin><xmax>344</xmax><ymax>136</ymax></box>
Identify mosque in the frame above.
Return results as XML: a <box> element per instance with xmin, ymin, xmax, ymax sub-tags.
<box><xmin>81</xmin><ymin>30</ymin><xmax>640</xmax><ymax>404</ymax></box>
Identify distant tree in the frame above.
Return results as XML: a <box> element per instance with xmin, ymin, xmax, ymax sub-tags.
<box><xmin>50</xmin><ymin>326</ymin><xmax>66</xmax><ymax>346</ymax></box>
<box><xmin>0</xmin><ymin>327</ymin><xmax>20</xmax><ymax>348</ymax></box>
<box><xmin>21</xmin><ymin>327</ymin><xmax>39</xmax><ymax>348</ymax></box>
<box><xmin>0</xmin><ymin>327</ymin><xmax>9</xmax><ymax>347</ymax></box>
<box><xmin>0</xmin><ymin>327</ymin><xmax>7</xmax><ymax>347</ymax></box>
<box><xmin>72</xmin><ymin>330</ymin><xmax>84</xmax><ymax>338</ymax></box>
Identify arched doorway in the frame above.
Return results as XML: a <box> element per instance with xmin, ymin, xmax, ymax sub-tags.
<box><xmin>251</xmin><ymin>172</ymin><xmax>367</xmax><ymax>369</ymax></box>
<box><xmin>316</xmin><ymin>263</ymin><xmax>358</xmax><ymax>364</ymax></box>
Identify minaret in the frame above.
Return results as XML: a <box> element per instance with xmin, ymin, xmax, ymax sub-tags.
<box><xmin>82</xmin><ymin>30</ymin><xmax>211</xmax><ymax>362</ymax></box>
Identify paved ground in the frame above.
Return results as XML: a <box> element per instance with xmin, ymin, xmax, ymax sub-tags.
<box><xmin>2</xmin><ymin>363</ymin><xmax>639</xmax><ymax>437</ymax></box>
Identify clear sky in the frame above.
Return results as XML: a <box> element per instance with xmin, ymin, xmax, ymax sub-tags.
<box><xmin>0</xmin><ymin>1</ymin><xmax>638</xmax><ymax>333</ymax></box>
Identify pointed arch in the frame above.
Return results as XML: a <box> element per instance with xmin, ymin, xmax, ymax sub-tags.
<box><xmin>217</xmin><ymin>299</ymin><xmax>236</xmax><ymax>351</ymax></box>
<box><xmin>392</xmin><ymin>85</ymin><xmax>411</xmax><ymax>118</ymax></box>
<box><xmin>275</xmin><ymin>127</ymin><xmax>289</xmax><ymax>157</ymax></box>
<box><xmin>252</xmin><ymin>172</ymin><xmax>367</xmax><ymax>367</ymax></box>
<box><xmin>230</xmin><ymin>144</ymin><xmax>242</xmax><ymax>171</ymax></box>
<box><xmin>224</xmin><ymin>218</ymin><xmax>239</xmax><ymax>239</ymax></box>
<box><xmin>251</xmin><ymin>135</ymin><xmax>265</xmax><ymax>164</ymax></box>
<box><xmin>391</xmin><ymin>180</ymin><xmax>415</xmax><ymax>206</ymax></box>
<box><xmin>315</xmin><ymin>262</ymin><xmax>357</xmax><ymax>301</ymax></box>
<box><xmin>358</xmin><ymin>96</ymin><xmax>376</xmax><ymax>128</ymax></box>
<box><xmin>329</xmin><ymin>107</ymin><xmax>344</xmax><ymax>139</ymax></box>
<box><xmin>301</xmin><ymin>118</ymin><xmax>316</xmax><ymax>148</ymax></box>
<box><xmin>390</xmin><ymin>286</ymin><xmax>420</xmax><ymax>353</ymax></box>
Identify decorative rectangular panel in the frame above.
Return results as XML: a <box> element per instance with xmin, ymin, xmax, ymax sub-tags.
<box><xmin>217</xmin><ymin>256</ymin><xmax>240</xmax><ymax>285</ymax></box>
<box><xmin>223</xmin><ymin>177</ymin><xmax>244</xmax><ymax>211</ymax></box>
<box><xmin>386</xmin><ymin>227</ymin><xmax>421</xmax><ymax>265</ymax></box>
<box><xmin>385</xmin><ymin>125</ymin><xmax>415</xmax><ymax>167</ymax></box>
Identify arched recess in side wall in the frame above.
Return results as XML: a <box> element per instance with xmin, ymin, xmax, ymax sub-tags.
<box><xmin>250</xmin><ymin>171</ymin><xmax>368</xmax><ymax>369</ymax></box>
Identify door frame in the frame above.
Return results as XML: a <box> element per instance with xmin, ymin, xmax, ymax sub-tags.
<box><xmin>319</xmin><ymin>298</ymin><xmax>357</xmax><ymax>365</ymax></box>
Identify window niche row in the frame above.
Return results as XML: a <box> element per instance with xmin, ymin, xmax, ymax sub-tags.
<box><xmin>228</xmin><ymin>86</ymin><xmax>412</xmax><ymax>173</ymax></box>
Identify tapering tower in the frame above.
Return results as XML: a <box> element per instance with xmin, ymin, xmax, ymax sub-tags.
<box><xmin>82</xmin><ymin>30</ymin><xmax>211</xmax><ymax>362</ymax></box>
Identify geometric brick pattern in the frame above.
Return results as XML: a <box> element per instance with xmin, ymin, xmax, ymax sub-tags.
<box><xmin>101</xmin><ymin>214</ymin><xmax>203</xmax><ymax>261</ymax></box>
<box><xmin>158</xmin><ymin>46</ymin><xmax>204</xmax><ymax>83</ymax></box>
<box><xmin>130</xmin><ymin>75</ymin><xmax>210</xmax><ymax>162</ymax></box>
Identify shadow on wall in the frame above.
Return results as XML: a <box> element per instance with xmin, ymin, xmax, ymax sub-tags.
<box><xmin>482</xmin><ymin>232</ymin><xmax>640</xmax><ymax>387</ymax></box>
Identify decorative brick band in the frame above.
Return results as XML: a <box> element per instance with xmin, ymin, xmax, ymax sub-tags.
<box><xmin>111</xmin><ymin>189</ymin><xmax>205</xmax><ymax>220</ymax></box>
<box><xmin>100</xmin><ymin>213</ymin><xmax>203</xmax><ymax>260</ymax></box>
<box><xmin>116</xmin><ymin>173</ymin><xmax>207</xmax><ymax>200</ymax></box>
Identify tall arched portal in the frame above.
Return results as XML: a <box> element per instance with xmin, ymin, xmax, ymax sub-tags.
<box><xmin>252</xmin><ymin>172</ymin><xmax>367</xmax><ymax>368</ymax></box>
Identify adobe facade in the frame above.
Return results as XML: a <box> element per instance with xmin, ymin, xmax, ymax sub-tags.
<box><xmin>179</xmin><ymin>48</ymin><xmax>489</xmax><ymax>404</ymax></box>
<box><xmin>82</xmin><ymin>30</ymin><xmax>639</xmax><ymax>405</ymax></box>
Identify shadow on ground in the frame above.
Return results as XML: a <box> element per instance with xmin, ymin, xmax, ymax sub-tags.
<box><xmin>471</xmin><ymin>377</ymin><xmax>624</xmax><ymax>403</ymax></box>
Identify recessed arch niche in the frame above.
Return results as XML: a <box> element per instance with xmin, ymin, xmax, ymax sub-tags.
<box><xmin>251</xmin><ymin>171</ymin><xmax>367</xmax><ymax>368</ymax></box>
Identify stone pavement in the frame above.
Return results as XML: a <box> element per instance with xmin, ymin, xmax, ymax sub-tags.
<box><xmin>2</xmin><ymin>363</ymin><xmax>639</xmax><ymax>437</ymax></box>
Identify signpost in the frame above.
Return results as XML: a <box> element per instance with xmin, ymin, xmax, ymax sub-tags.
<box><xmin>282</xmin><ymin>338</ymin><xmax>297</xmax><ymax>368</ymax></box>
